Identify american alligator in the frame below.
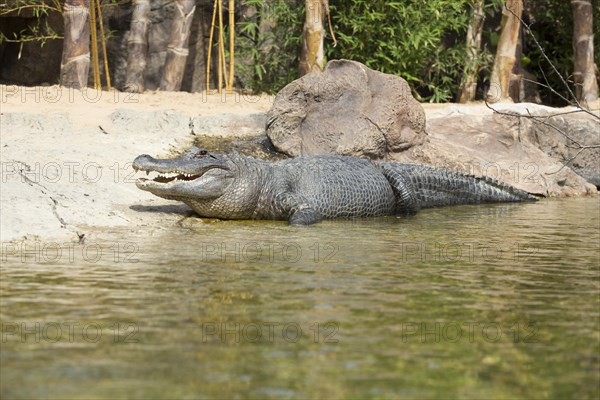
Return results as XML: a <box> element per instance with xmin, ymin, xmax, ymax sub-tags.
<box><xmin>132</xmin><ymin>147</ymin><xmax>537</xmax><ymax>225</ymax></box>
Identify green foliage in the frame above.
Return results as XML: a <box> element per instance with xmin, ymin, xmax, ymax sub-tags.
<box><xmin>236</xmin><ymin>0</ymin><xmax>488</xmax><ymax>102</ymax></box>
<box><xmin>234</xmin><ymin>0</ymin><xmax>595</xmax><ymax>104</ymax></box>
<box><xmin>0</xmin><ymin>1</ymin><xmax>63</xmax><ymax>47</ymax></box>
<box><xmin>327</xmin><ymin>0</ymin><xmax>474</xmax><ymax>102</ymax></box>
<box><xmin>0</xmin><ymin>1</ymin><xmax>121</xmax><ymax>47</ymax></box>
<box><xmin>236</xmin><ymin>0</ymin><xmax>304</xmax><ymax>94</ymax></box>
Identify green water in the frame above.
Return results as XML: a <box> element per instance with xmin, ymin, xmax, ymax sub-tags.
<box><xmin>1</xmin><ymin>198</ymin><xmax>599</xmax><ymax>399</ymax></box>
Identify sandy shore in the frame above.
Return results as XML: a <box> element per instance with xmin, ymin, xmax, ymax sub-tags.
<box><xmin>1</xmin><ymin>85</ymin><xmax>597</xmax><ymax>242</ymax></box>
<box><xmin>0</xmin><ymin>85</ymin><xmax>274</xmax><ymax>242</ymax></box>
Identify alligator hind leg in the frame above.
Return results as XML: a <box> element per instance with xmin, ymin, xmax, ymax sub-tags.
<box><xmin>379</xmin><ymin>165</ymin><xmax>420</xmax><ymax>215</ymax></box>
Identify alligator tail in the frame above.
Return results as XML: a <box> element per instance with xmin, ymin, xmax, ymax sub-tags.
<box><xmin>379</xmin><ymin>163</ymin><xmax>538</xmax><ymax>212</ymax></box>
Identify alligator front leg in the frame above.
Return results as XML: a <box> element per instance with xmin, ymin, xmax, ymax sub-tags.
<box><xmin>289</xmin><ymin>207</ymin><xmax>322</xmax><ymax>225</ymax></box>
<box><xmin>273</xmin><ymin>192</ymin><xmax>322</xmax><ymax>225</ymax></box>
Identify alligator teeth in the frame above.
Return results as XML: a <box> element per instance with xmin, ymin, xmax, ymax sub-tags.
<box><xmin>134</xmin><ymin>170</ymin><xmax>201</xmax><ymax>184</ymax></box>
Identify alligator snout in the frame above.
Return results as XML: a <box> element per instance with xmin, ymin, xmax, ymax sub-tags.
<box><xmin>133</xmin><ymin>154</ymin><xmax>169</xmax><ymax>173</ymax></box>
<box><xmin>132</xmin><ymin>154</ymin><xmax>154</xmax><ymax>170</ymax></box>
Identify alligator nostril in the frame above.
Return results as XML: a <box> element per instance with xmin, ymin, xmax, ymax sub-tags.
<box><xmin>133</xmin><ymin>154</ymin><xmax>154</xmax><ymax>167</ymax></box>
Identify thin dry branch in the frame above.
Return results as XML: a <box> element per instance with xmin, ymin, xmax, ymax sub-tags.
<box><xmin>503</xmin><ymin>3</ymin><xmax>598</xmax><ymax>114</ymax></box>
<box><xmin>0</xmin><ymin>4</ymin><xmax>62</xmax><ymax>15</ymax></box>
<box><xmin>485</xmin><ymin>3</ymin><xmax>599</xmax><ymax>176</ymax></box>
<box><xmin>484</xmin><ymin>100</ymin><xmax>599</xmax><ymax>175</ymax></box>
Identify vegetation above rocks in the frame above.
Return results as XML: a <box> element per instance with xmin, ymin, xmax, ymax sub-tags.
<box><xmin>0</xmin><ymin>0</ymin><xmax>598</xmax><ymax>105</ymax></box>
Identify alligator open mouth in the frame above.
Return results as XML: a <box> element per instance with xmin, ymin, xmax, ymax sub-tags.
<box><xmin>136</xmin><ymin>171</ymin><xmax>203</xmax><ymax>184</ymax></box>
<box><xmin>132</xmin><ymin>151</ymin><xmax>232</xmax><ymax>192</ymax></box>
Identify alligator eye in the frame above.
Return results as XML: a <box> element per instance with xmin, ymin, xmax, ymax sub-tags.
<box><xmin>191</xmin><ymin>149</ymin><xmax>208</xmax><ymax>159</ymax></box>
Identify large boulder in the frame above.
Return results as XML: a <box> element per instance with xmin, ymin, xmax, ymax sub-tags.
<box><xmin>266</xmin><ymin>59</ymin><xmax>426</xmax><ymax>158</ymax></box>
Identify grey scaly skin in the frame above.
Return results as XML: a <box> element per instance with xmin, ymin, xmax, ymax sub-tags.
<box><xmin>133</xmin><ymin>147</ymin><xmax>537</xmax><ymax>225</ymax></box>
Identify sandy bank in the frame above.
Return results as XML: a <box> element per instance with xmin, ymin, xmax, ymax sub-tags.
<box><xmin>1</xmin><ymin>85</ymin><xmax>597</xmax><ymax>242</ymax></box>
<box><xmin>0</xmin><ymin>85</ymin><xmax>273</xmax><ymax>242</ymax></box>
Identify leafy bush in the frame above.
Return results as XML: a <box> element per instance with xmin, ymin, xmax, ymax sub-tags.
<box><xmin>236</xmin><ymin>0</ymin><xmax>304</xmax><ymax>94</ymax></box>
<box><xmin>327</xmin><ymin>0</ymin><xmax>474</xmax><ymax>102</ymax></box>
<box><xmin>0</xmin><ymin>0</ymin><xmax>121</xmax><ymax>46</ymax></box>
<box><xmin>237</xmin><ymin>0</ymin><xmax>482</xmax><ymax>102</ymax></box>
<box><xmin>0</xmin><ymin>0</ymin><xmax>63</xmax><ymax>46</ymax></box>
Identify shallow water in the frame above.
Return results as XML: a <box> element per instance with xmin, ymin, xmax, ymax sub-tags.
<box><xmin>1</xmin><ymin>198</ymin><xmax>599</xmax><ymax>399</ymax></box>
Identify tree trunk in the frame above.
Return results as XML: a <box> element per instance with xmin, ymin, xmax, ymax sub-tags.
<box><xmin>160</xmin><ymin>0</ymin><xmax>196</xmax><ymax>91</ymax></box>
<box><xmin>299</xmin><ymin>0</ymin><xmax>325</xmax><ymax>76</ymax></box>
<box><xmin>487</xmin><ymin>0</ymin><xmax>523</xmax><ymax>103</ymax></box>
<box><xmin>124</xmin><ymin>0</ymin><xmax>151</xmax><ymax>93</ymax></box>
<box><xmin>572</xmin><ymin>0</ymin><xmax>599</xmax><ymax>103</ymax></box>
<box><xmin>227</xmin><ymin>0</ymin><xmax>235</xmax><ymax>92</ymax></box>
<box><xmin>458</xmin><ymin>0</ymin><xmax>485</xmax><ymax>103</ymax></box>
<box><xmin>60</xmin><ymin>0</ymin><xmax>91</xmax><ymax>89</ymax></box>
<box><xmin>509</xmin><ymin>21</ymin><xmax>523</xmax><ymax>102</ymax></box>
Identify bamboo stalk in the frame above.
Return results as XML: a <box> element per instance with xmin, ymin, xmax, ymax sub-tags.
<box><xmin>227</xmin><ymin>0</ymin><xmax>234</xmax><ymax>93</ymax></box>
<box><xmin>206</xmin><ymin>0</ymin><xmax>218</xmax><ymax>93</ymax></box>
<box><xmin>221</xmin><ymin>31</ymin><xmax>228</xmax><ymax>89</ymax></box>
<box><xmin>89</xmin><ymin>0</ymin><xmax>101</xmax><ymax>89</ymax></box>
<box><xmin>217</xmin><ymin>0</ymin><xmax>223</xmax><ymax>93</ymax></box>
<box><xmin>95</xmin><ymin>0</ymin><xmax>111</xmax><ymax>90</ymax></box>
